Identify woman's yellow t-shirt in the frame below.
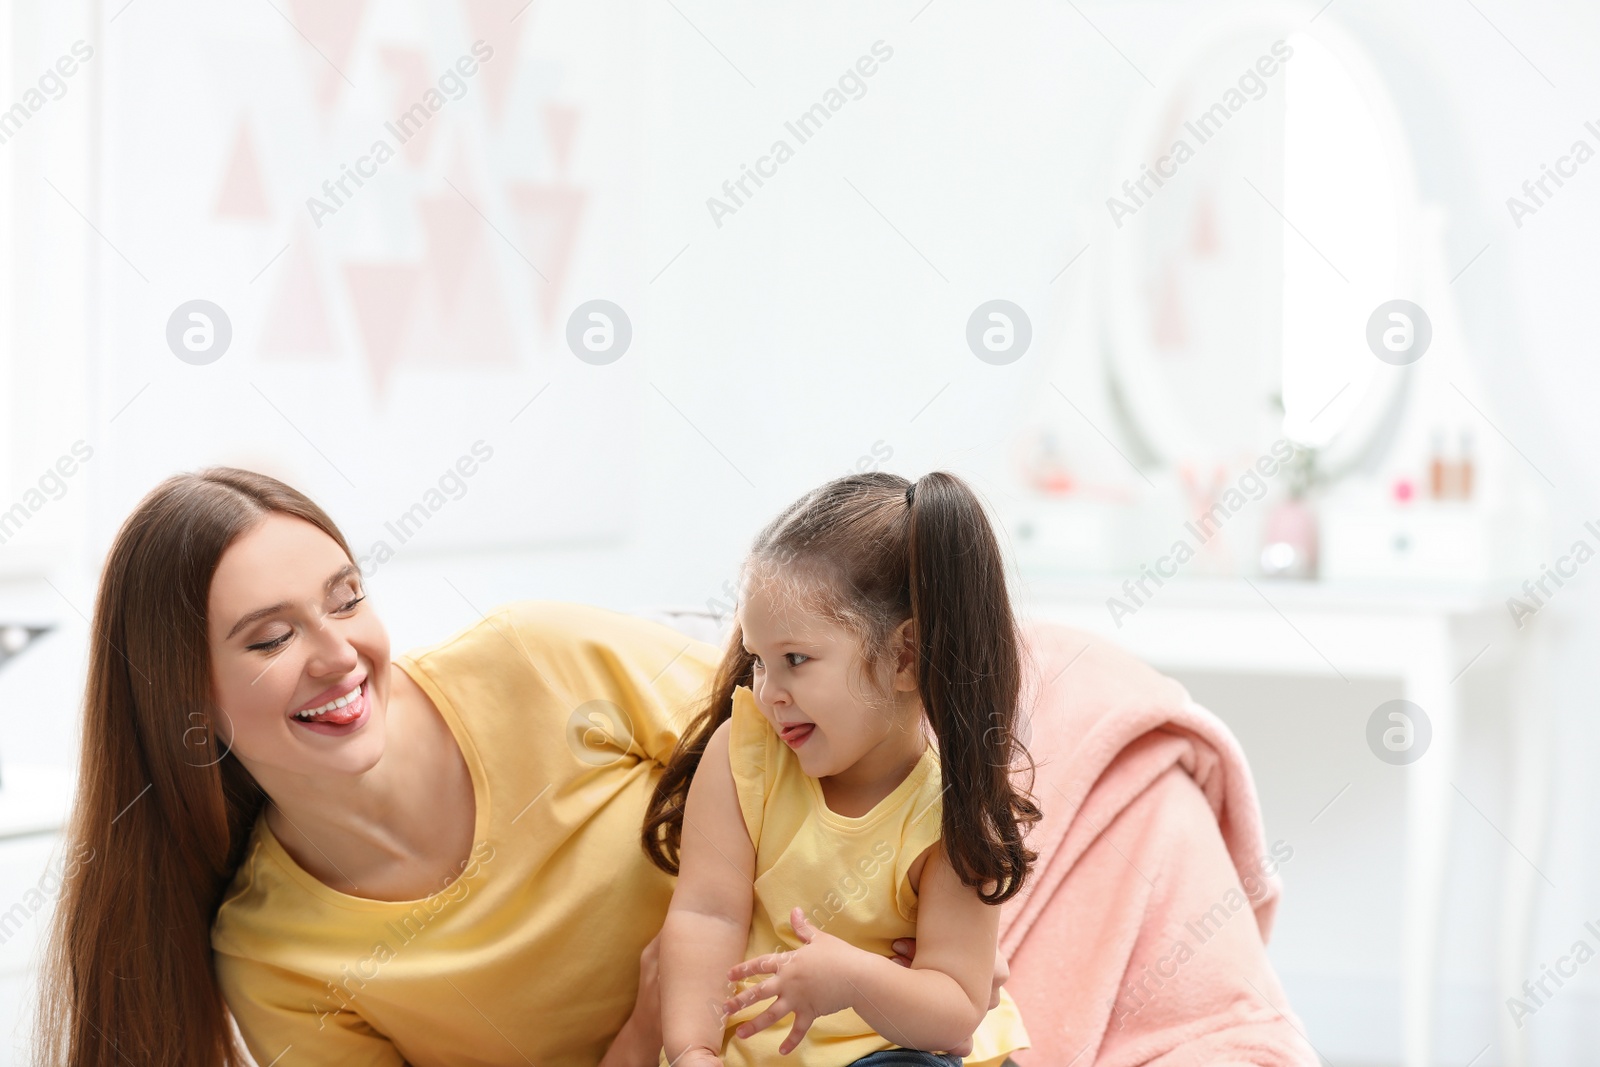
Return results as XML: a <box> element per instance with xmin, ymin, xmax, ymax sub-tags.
<box><xmin>210</xmin><ymin>601</ymin><xmax>722</xmax><ymax>1067</ymax></box>
<box><xmin>679</xmin><ymin>684</ymin><xmax>1030</xmax><ymax>1067</ymax></box>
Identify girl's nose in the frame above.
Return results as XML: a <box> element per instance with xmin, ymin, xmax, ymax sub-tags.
<box><xmin>756</xmin><ymin>672</ymin><xmax>789</xmax><ymax>708</ymax></box>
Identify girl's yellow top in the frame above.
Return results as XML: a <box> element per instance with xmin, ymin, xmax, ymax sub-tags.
<box><xmin>210</xmin><ymin>601</ymin><xmax>722</xmax><ymax>1067</ymax></box>
<box><xmin>668</xmin><ymin>684</ymin><xmax>1030</xmax><ymax>1067</ymax></box>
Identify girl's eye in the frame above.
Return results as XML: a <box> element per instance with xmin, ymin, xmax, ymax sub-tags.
<box><xmin>338</xmin><ymin>593</ymin><xmax>366</xmax><ymax>613</ymax></box>
<box><xmin>747</xmin><ymin>652</ymin><xmax>807</xmax><ymax>669</ymax></box>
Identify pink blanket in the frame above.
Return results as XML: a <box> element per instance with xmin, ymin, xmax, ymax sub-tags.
<box><xmin>997</xmin><ymin>622</ymin><xmax>1319</xmax><ymax>1066</ymax></box>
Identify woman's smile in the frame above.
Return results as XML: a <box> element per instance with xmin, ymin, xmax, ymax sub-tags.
<box><xmin>290</xmin><ymin>676</ymin><xmax>371</xmax><ymax>734</ymax></box>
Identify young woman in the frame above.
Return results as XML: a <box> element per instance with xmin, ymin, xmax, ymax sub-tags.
<box><xmin>36</xmin><ymin>467</ymin><xmax>733</xmax><ymax>1066</ymax></box>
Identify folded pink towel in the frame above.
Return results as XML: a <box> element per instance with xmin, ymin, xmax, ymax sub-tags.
<box><xmin>998</xmin><ymin>622</ymin><xmax>1319</xmax><ymax>1066</ymax></box>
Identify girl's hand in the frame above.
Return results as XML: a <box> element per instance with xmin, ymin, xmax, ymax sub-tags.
<box><xmin>723</xmin><ymin>907</ymin><xmax>867</xmax><ymax>1055</ymax></box>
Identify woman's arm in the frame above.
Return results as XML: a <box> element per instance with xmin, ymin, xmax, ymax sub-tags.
<box><xmin>725</xmin><ymin>840</ymin><xmax>997</xmax><ymax>1055</ymax></box>
<box><xmin>598</xmin><ymin>932</ymin><xmax>664</xmax><ymax>1067</ymax></box>
<box><xmin>600</xmin><ymin>1012</ymin><xmax>662</xmax><ymax>1067</ymax></box>
<box><xmin>660</xmin><ymin>720</ymin><xmax>756</xmax><ymax>1065</ymax></box>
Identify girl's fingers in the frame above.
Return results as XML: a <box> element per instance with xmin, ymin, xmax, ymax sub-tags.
<box><xmin>733</xmin><ymin>1000</ymin><xmax>789</xmax><ymax>1040</ymax></box>
<box><xmin>723</xmin><ymin>978</ymin><xmax>778</xmax><ymax>1014</ymax></box>
<box><xmin>728</xmin><ymin>952</ymin><xmax>785</xmax><ymax>980</ymax></box>
<box><xmin>778</xmin><ymin>1011</ymin><xmax>814</xmax><ymax>1055</ymax></box>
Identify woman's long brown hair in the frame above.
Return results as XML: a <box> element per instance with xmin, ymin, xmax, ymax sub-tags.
<box><xmin>643</xmin><ymin>471</ymin><xmax>1041</xmax><ymax>904</ymax></box>
<box><xmin>36</xmin><ymin>468</ymin><xmax>355</xmax><ymax>1067</ymax></box>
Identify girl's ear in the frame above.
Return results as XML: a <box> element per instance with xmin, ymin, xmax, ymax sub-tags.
<box><xmin>890</xmin><ymin>618</ymin><xmax>918</xmax><ymax>692</ymax></box>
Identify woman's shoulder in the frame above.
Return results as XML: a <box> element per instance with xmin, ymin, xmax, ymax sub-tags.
<box><xmin>396</xmin><ymin>600</ymin><xmax>722</xmax><ymax>770</ymax></box>
<box><xmin>397</xmin><ymin>600</ymin><xmax>719</xmax><ymax>690</ymax></box>
<box><xmin>400</xmin><ymin>600</ymin><xmax>675</xmax><ymax>660</ymax></box>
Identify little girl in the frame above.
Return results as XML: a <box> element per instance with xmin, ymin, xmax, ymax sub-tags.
<box><xmin>644</xmin><ymin>471</ymin><xmax>1041</xmax><ymax>1067</ymax></box>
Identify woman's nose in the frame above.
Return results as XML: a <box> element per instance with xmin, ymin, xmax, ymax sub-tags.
<box><xmin>304</xmin><ymin>614</ymin><xmax>360</xmax><ymax>676</ymax></box>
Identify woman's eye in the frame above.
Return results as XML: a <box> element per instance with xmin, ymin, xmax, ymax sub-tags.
<box><xmin>244</xmin><ymin>593</ymin><xmax>361</xmax><ymax>653</ymax></box>
<box><xmin>248</xmin><ymin>631</ymin><xmax>291</xmax><ymax>653</ymax></box>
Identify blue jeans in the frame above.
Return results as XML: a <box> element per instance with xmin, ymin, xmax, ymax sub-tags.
<box><xmin>845</xmin><ymin>1052</ymin><xmax>965</xmax><ymax>1067</ymax></box>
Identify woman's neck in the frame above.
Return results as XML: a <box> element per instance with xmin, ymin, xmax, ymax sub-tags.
<box><xmin>260</xmin><ymin>661</ymin><xmax>476</xmax><ymax>900</ymax></box>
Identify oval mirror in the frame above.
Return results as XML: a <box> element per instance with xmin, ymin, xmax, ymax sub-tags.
<box><xmin>1101</xmin><ymin>19</ymin><xmax>1423</xmax><ymax>480</ymax></box>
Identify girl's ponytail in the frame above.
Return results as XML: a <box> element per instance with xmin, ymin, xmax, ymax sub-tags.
<box><xmin>905</xmin><ymin>472</ymin><xmax>1040</xmax><ymax>905</ymax></box>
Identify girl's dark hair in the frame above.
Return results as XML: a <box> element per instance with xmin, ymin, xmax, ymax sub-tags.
<box><xmin>643</xmin><ymin>471</ymin><xmax>1040</xmax><ymax>905</ymax></box>
<box><xmin>37</xmin><ymin>467</ymin><xmax>354</xmax><ymax>1067</ymax></box>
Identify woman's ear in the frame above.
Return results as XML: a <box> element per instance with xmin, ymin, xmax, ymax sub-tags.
<box><xmin>891</xmin><ymin>618</ymin><xmax>918</xmax><ymax>692</ymax></box>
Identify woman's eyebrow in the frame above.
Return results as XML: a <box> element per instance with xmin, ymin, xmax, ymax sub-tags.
<box><xmin>225</xmin><ymin>563</ymin><xmax>359</xmax><ymax>639</ymax></box>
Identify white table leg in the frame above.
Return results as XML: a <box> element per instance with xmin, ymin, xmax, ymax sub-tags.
<box><xmin>1498</xmin><ymin>623</ymin><xmax>1554</xmax><ymax>1067</ymax></box>
<box><xmin>1402</xmin><ymin>625</ymin><xmax>1457</xmax><ymax>1067</ymax></box>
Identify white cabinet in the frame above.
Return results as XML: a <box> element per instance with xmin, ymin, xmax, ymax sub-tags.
<box><xmin>1020</xmin><ymin>579</ymin><xmax>1549</xmax><ymax>1067</ymax></box>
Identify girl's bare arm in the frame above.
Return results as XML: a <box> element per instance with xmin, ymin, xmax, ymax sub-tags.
<box><xmin>723</xmin><ymin>839</ymin><xmax>998</xmax><ymax>1055</ymax></box>
<box><xmin>847</xmin><ymin>840</ymin><xmax>998</xmax><ymax>1052</ymax></box>
<box><xmin>660</xmin><ymin>720</ymin><xmax>756</xmax><ymax>1065</ymax></box>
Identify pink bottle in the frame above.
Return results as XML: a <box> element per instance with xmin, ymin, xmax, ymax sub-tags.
<box><xmin>1260</xmin><ymin>497</ymin><xmax>1318</xmax><ymax>579</ymax></box>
